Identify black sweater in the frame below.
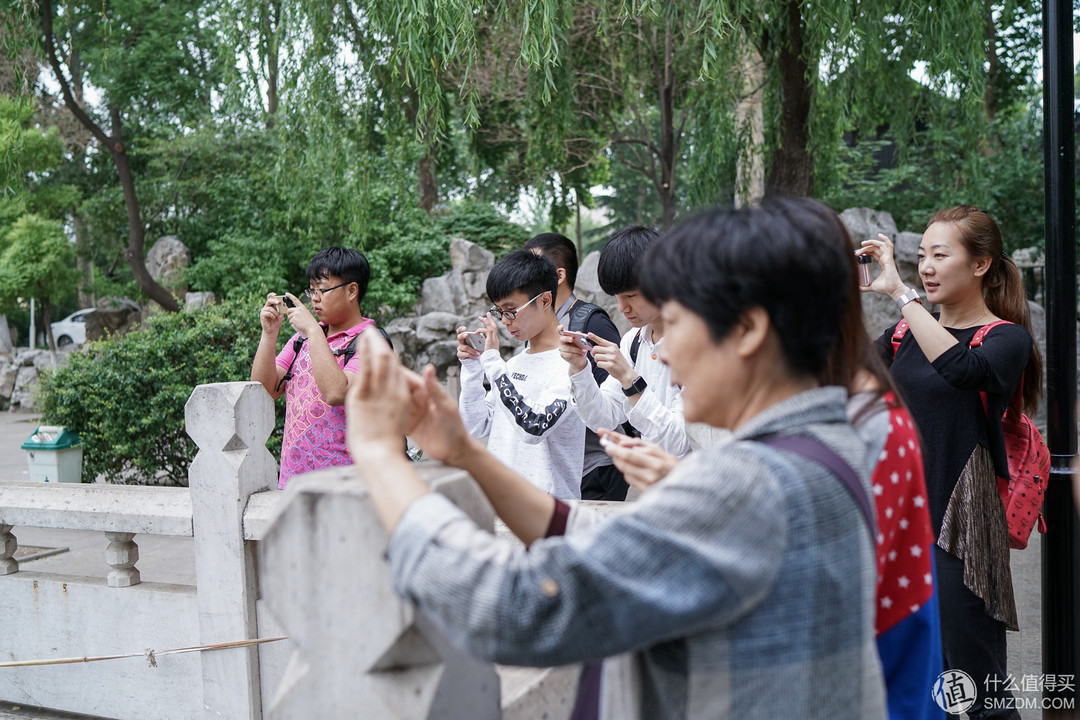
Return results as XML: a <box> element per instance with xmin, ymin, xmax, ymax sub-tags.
<box><xmin>875</xmin><ymin>319</ymin><xmax>1032</xmax><ymax>534</ymax></box>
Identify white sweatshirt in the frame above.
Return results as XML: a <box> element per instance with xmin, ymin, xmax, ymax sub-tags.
<box><xmin>459</xmin><ymin>348</ymin><xmax>585</xmax><ymax>500</ymax></box>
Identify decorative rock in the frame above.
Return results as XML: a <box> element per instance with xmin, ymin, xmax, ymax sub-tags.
<box><xmin>893</xmin><ymin>231</ymin><xmax>923</xmax><ymax>284</ymax></box>
<box><xmin>840</xmin><ymin>207</ymin><xmax>898</xmax><ymax>243</ymax></box>
<box><xmin>10</xmin><ymin>365</ymin><xmax>40</xmax><ymax>411</ymax></box>
<box><xmin>146</xmin><ymin>236</ymin><xmax>190</xmax><ymax>294</ymax></box>
<box><xmin>574</xmin><ymin>250</ymin><xmax>628</xmax><ymax>336</ymax></box>
<box><xmin>449</xmin><ymin>237</ymin><xmax>495</xmax><ymax>273</ymax></box>
<box><xmin>419</xmin><ymin>275</ymin><xmax>460</xmax><ymax>317</ymax></box>
<box><xmin>0</xmin><ymin>362</ymin><xmax>18</xmax><ymax>400</ymax></box>
<box><xmin>86</xmin><ymin>298</ymin><xmax>142</xmax><ymax>342</ymax></box>
<box><xmin>184</xmin><ymin>291</ymin><xmax>216</xmax><ymax>310</ymax></box>
<box><xmin>415</xmin><ymin>312</ymin><xmax>465</xmax><ymax>344</ymax></box>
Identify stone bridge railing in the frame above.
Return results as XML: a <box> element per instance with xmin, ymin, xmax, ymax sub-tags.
<box><xmin>0</xmin><ymin>382</ymin><xmax>578</xmax><ymax>719</ymax></box>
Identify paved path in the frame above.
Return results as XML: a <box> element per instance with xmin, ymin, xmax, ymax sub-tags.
<box><xmin>0</xmin><ymin>410</ymin><xmax>1046</xmax><ymax>719</ymax></box>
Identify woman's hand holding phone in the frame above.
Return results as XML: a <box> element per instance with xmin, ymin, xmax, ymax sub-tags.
<box><xmin>598</xmin><ymin>429</ymin><xmax>679</xmax><ymax>493</ymax></box>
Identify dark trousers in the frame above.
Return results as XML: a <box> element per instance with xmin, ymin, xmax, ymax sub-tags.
<box><xmin>935</xmin><ymin>546</ymin><xmax>1020</xmax><ymax>720</ymax></box>
<box><xmin>580</xmin><ymin>463</ymin><xmax>628</xmax><ymax>501</ymax></box>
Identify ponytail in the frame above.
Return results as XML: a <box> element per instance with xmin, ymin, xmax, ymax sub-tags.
<box><xmin>928</xmin><ymin>206</ymin><xmax>1042</xmax><ymax>416</ymax></box>
<box><xmin>986</xmin><ymin>255</ymin><xmax>1042</xmax><ymax>417</ymax></box>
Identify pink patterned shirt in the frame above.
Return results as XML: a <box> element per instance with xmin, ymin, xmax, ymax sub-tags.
<box><xmin>275</xmin><ymin>319</ymin><xmax>373</xmax><ymax>488</ymax></box>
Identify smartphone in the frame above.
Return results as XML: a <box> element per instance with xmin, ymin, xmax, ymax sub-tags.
<box><xmin>856</xmin><ymin>252</ymin><xmax>872</xmax><ymax>287</ymax></box>
<box><xmin>281</xmin><ymin>294</ymin><xmax>296</xmax><ymax>308</ymax></box>
<box><xmin>561</xmin><ymin>329</ymin><xmax>593</xmax><ymax>348</ymax></box>
<box><xmin>464</xmin><ymin>331</ymin><xmax>486</xmax><ymax>352</ymax></box>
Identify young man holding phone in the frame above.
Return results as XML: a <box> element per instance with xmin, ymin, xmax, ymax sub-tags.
<box><xmin>251</xmin><ymin>246</ymin><xmax>375</xmax><ymax>488</ymax></box>
<box><xmin>524</xmin><ymin>233</ymin><xmax>628</xmax><ymax>500</ymax></box>
<box><xmin>560</xmin><ymin>226</ymin><xmax>698</xmax><ymax>458</ymax></box>
<box><xmin>456</xmin><ymin>249</ymin><xmax>585</xmax><ymax>500</ymax></box>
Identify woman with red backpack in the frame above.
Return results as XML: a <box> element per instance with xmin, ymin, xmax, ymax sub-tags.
<box><xmin>860</xmin><ymin>206</ymin><xmax>1042</xmax><ymax>720</ymax></box>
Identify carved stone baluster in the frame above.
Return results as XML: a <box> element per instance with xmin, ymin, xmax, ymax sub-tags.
<box><xmin>0</xmin><ymin>524</ymin><xmax>17</xmax><ymax>575</ymax></box>
<box><xmin>104</xmin><ymin>531</ymin><xmax>140</xmax><ymax>587</ymax></box>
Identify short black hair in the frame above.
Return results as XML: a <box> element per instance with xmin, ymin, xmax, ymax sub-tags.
<box><xmin>639</xmin><ymin>198</ymin><xmax>852</xmax><ymax>378</ymax></box>
<box><xmin>597</xmin><ymin>226</ymin><xmax>659</xmax><ymax>295</ymax></box>
<box><xmin>307</xmin><ymin>247</ymin><xmax>371</xmax><ymax>306</ymax></box>
<box><xmin>486</xmin><ymin>249</ymin><xmax>559</xmax><ymax>306</ymax></box>
<box><xmin>524</xmin><ymin>233</ymin><xmax>579</xmax><ymax>290</ymax></box>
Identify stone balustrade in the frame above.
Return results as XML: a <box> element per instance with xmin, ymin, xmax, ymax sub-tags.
<box><xmin>0</xmin><ymin>381</ymin><xmax>581</xmax><ymax>719</ymax></box>
<box><xmin>0</xmin><ymin>483</ymin><xmax>192</xmax><ymax>586</ymax></box>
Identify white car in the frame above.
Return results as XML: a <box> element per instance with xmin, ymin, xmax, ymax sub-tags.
<box><xmin>51</xmin><ymin>308</ymin><xmax>94</xmax><ymax>348</ymax></box>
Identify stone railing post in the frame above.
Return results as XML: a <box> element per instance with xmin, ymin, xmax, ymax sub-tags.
<box><xmin>104</xmin><ymin>531</ymin><xmax>140</xmax><ymax>587</ymax></box>
<box><xmin>186</xmin><ymin>382</ymin><xmax>277</xmax><ymax>720</ymax></box>
<box><xmin>260</xmin><ymin>464</ymin><xmax>501</xmax><ymax>719</ymax></box>
<box><xmin>0</xmin><ymin>524</ymin><xmax>17</xmax><ymax>575</ymax></box>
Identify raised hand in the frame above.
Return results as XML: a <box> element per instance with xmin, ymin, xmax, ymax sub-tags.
<box><xmin>598</xmin><ymin>428</ymin><xmax>679</xmax><ymax>493</ymax></box>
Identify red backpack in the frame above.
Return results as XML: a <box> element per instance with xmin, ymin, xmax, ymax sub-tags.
<box><xmin>891</xmin><ymin>319</ymin><xmax>1049</xmax><ymax>549</ymax></box>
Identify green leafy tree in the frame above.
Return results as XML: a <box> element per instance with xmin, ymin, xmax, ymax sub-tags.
<box><xmin>0</xmin><ymin>214</ymin><xmax>78</xmax><ymax>352</ymax></box>
<box><xmin>3</xmin><ymin>0</ymin><xmax>224</xmax><ymax>311</ymax></box>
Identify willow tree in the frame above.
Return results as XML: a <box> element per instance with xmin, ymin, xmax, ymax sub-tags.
<box><xmin>358</xmin><ymin>0</ymin><xmax>994</xmax><ymax>202</ymax></box>
<box><xmin>3</xmin><ymin>0</ymin><xmax>222</xmax><ymax>311</ymax></box>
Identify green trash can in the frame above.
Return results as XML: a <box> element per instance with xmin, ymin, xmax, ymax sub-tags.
<box><xmin>21</xmin><ymin>426</ymin><xmax>84</xmax><ymax>483</ymax></box>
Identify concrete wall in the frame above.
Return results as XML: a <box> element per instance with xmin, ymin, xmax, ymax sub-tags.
<box><xmin>0</xmin><ymin>381</ymin><xmax>577</xmax><ymax>719</ymax></box>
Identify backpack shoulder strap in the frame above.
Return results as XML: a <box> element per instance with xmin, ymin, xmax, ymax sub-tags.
<box><xmin>566</xmin><ymin>300</ymin><xmax>610</xmax><ymax>333</ymax></box>
<box><xmin>890</xmin><ymin>319</ymin><xmax>909</xmax><ymax>359</ymax></box>
<box><xmin>629</xmin><ymin>328</ymin><xmax>643</xmax><ymax>364</ymax></box>
<box><xmin>764</xmin><ymin>435</ymin><xmax>875</xmax><ymax>538</ymax></box>
<box><xmin>968</xmin><ymin>319</ymin><xmax>1014</xmax><ymax>348</ymax></box>
<box><xmin>967</xmin><ymin>320</ymin><xmax>1023</xmax><ymax>415</ymax></box>
<box><xmin>336</xmin><ymin>327</ymin><xmax>394</xmax><ymax>367</ymax></box>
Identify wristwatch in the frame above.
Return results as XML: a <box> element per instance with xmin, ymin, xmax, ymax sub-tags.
<box><xmin>895</xmin><ymin>288</ymin><xmax>923</xmax><ymax>310</ymax></box>
<box><xmin>622</xmin><ymin>376</ymin><xmax>648</xmax><ymax>397</ymax></box>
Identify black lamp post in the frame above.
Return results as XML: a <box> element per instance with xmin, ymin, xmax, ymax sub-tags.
<box><xmin>1041</xmin><ymin>0</ymin><xmax>1078</xmax><ymax>716</ymax></box>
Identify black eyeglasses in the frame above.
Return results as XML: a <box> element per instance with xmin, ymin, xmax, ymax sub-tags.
<box><xmin>488</xmin><ymin>293</ymin><xmax>542</xmax><ymax>323</ymax></box>
<box><xmin>304</xmin><ymin>282</ymin><xmax>350</xmax><ymax>301</ymax></box>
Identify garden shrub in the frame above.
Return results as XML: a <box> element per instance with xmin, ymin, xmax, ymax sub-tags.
<box><xmin>37</xmin><ymin>295</ymin><xmax>280</xmax><ymax>485</ymax></box>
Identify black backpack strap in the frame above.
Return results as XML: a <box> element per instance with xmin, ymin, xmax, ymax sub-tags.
<box><xmin>763</xmin><ymin>435</ymin><xmax>875</xmax><ymax>538</ymax></box>
<box><xmin>274</xmin><ymin>336</ymin><xmax>308</xmax><ymax>395</ymax></box>
<box><xmin>566</xmin><ymin>300</ymin><xmax>610</xmax><ymax>334</ymax></box>
<box><xmin>629</xmin><ymin>328</ymin><xmax>643</xmax><ymax>364</ymax></box>
<box><xmin>279</xmin><ymin>327</ymin><xmax>393</xmax><ymax>392</ymax></box>
<box><xmin>334</xmin><ymin>326</ymin><xmax>394</xmax><ymax>367</ymax></box>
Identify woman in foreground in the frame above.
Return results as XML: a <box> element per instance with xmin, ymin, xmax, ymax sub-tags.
<box><xmin>345</xmin><ymin>198</ymin><xmax>886</xmax><ymax>719</ymax></box>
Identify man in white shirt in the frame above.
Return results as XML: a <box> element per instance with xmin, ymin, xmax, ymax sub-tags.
<box><xmin>560</xmin><ymin>226</ymin><xmax>694</xmax><ymax>457</ymax></box>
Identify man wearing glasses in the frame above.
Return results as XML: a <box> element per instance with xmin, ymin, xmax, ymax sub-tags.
<box><xmin>456</xmin><ymin>249</ymin><xmax>586</xmax><ymax>499</ymax></box>
<box><xmin>251</xmin><ymin>247</ymin><xmax>375</xmax><ymax>488</ymax></box>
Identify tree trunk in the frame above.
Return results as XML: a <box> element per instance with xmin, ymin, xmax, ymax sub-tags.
<box><xmin>0</xmin><ymin>315</ymin><xmax>13</xmax><ymax>355</ymax></box>
<box><xmin>72</xmin><ymin>211</ymin><xmax>95</xmax><ymax>308</ymax></box>
<box><xmin>42</xmin><ymin>297</ymin><xmax>57</xmax><ymax>365</ymax></box>
<box><xmin>264</xmin><ymin>0</ymin><xmax>281</xmax><ymax>128</ymax></box>
<box><xmin>574</xmin><ymin>194</ymin><xmax>583</xmax><ymax>256</ymax></box>
<box><xmin>983</xmin><ymin>0</ymin><xmax>998</xmax><ymax>123</ymax></box>
<box><xmin>418</xmin><ymin>152</ymin><xmax>438</xmax><ymax>212</ymax></box>
<box><xmin>735</xmin><ymin>31</ymin><xmax>765</xmax><ymax>208</ymax></box>
<box><xmin>40</xmin><ymin>0</ymin><xmax>179</xmax><ymax>311</ymax></box>
<box><xmin>655</xmin><ymin>22</ymin><xmax>677</xmax><ymax>229</ymax></box>
<box><xmin>109</xmin><ymin>106</ymin><xmax>180</xmax><ymax>311</ymax></box>
<box><xmin>764</xmin><ymin>0</ymin><xmax>813</xmax><ymax>198</ymax></box>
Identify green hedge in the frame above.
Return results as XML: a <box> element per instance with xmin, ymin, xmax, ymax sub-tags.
<box><xmin>37</xmin><ymin>296</ymin><xmax>279</xmax><ymax>485</ymax></box>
